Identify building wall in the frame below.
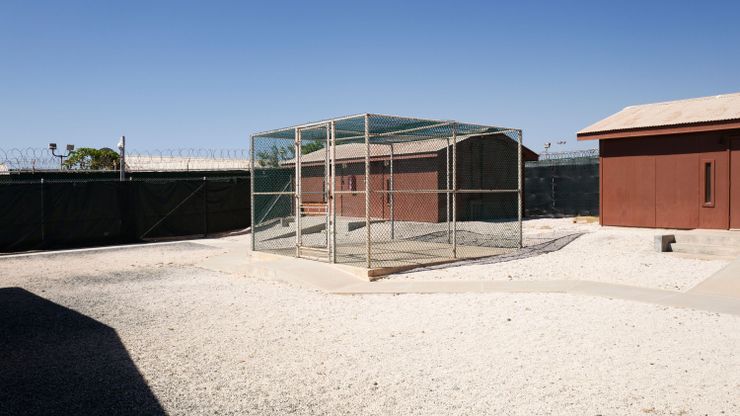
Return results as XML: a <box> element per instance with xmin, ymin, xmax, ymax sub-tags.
<box><xmin>600</xmin><ymin>130</ymin><xmax>740</xmax><ymax>229</ymax></box>
<box><xmin>298</xmin><ymin>134</ymin><xmax>530</xmax><ymax>223</ymax></box>
<box><xmin>301</xmin><ymin>156</ymin><xmax>441</xmax><ymax>222</ymax></box>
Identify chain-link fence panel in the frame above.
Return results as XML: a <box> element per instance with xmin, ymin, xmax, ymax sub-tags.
<box><xmin>251</xmin><ymin>114</ymin><xmax>525</xmax><ymax>271</ymax></box>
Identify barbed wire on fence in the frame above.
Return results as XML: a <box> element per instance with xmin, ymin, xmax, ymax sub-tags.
<box><xmin>526</xmin><ymin>149</ymin><xmax>599</xmax><ymax>167</ymax></box>
<box><xmin>0</xmin><ymin>147</ymin><xmax>250</xmax><ymax>172</ymax></box>
<box><xmin>537</xmin><ymin>149</ymin><xmax>599</xmax><ymax>160</ymax></box>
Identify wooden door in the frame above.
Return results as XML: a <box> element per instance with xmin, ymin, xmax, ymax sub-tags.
<box><xmin>731</xmin><ymin>139</ymin><xmax>740</xmax><ymax>229</ymax></box>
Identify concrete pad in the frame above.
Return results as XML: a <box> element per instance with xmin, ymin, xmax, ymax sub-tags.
<box><xmin>195</xmin><ymin>241</ymin><xmax>740</xmax><ymax>316</ymax></box>
<box><xmin>568</xmin><ymin>281</ymin><xmax>677</xmax><ymax>304</ymax></box>
<box><xmin>687</xmin><ymin>257</ymin><xmax>740</xmax><ymax>299</ymax></box>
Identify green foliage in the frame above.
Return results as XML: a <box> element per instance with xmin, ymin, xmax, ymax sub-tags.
<box><xmin>255</xmin><ymin>141</ymin><xmax>325</xmax><ymax>168</ymax></box>
<box><xmin>300</xmin><ymin>141</ymin><xmax>324</xmax><ymax>155</ymax></box>
<box><xmin>256</xmin><ymin>145</ymin><xmax>294</xmax><ymax>168</ymax></box>
<box><xmin>62</xmin><ymin>147</ymin><xmax>120</xmax><ymax>170</ymax></box>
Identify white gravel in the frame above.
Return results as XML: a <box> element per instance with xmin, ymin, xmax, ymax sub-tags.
<box><xmin>393</xmin><ymin>218</ymin><xmax>731</xmax><ymax>291</ymax></box>
<box><xmin>1</xmin><ymin>241</ymin><xmax>739</xmax><ymax>415</ymax></box>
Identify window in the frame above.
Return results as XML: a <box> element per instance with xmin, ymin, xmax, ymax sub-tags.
<box><xmin>702</xmin><ymin>159</ymin><xmax>715</xmax><ymax>207</ymax></box>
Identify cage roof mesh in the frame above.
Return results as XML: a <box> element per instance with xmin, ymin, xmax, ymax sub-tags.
<box><xmin>252</xmin><ymin>113</ymin><xmax>517</xmax><ymax>143</ymax></box>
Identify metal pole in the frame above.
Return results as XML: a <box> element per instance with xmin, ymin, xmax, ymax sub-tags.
<box><xmin>365</xmin><ymin>114</ymin><xmax>371</xmax><ymax>269</ymax></box>
<box><xmin>295</xmin><ymin>128</ymin><xmax>302</xmax><ymax>258</ymax></box>
<box><xmin>40</xmin><ymin>178</ymin><xmax>45</xmax><ymax>246</ymax></box>
<box><xmin>452</xmin><ymin>123</ymin><xmax>457</xmax><ymax>259</ymax></box>
<box><xmin>446</xmin><ymin>136</ymin><xmax>450</xmax><ymax>244</ymax></box>
<box><xmin>203</xmin><ymin>176</ymin><xmax>208</xmax><ymax>237</ymax></box>
<box><xmin>389</xmin><ymin>143</ymin><xmax>394</xmax><ymax>240</ymax></box>
<box><xmin>324</xmin><ymin>124</ymin><xmax>330</xmax><ymax>257</ymax></box>
<box><xmin>119</xmin><ymin>135</ymin><xmax>126</xmax><ymax>181</ymax></box>
<box><xmin>330</xmin><ymin>121</ymin><xmax>337</xmax><ymax>264</ymax></box>
<box><xmin>517</xmin><ymin>129</ymin><xmax>523</xmax><ymax>248</ymax></box>
<box><xmin>250</xmin><ymin>135</ymin><xmax>256</xmax><ymax>251</ymax></box>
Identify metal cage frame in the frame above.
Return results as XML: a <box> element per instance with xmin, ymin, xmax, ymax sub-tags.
<box><xmin>250</xmin><ymin>113</ymin><xmax>523</xmax><ymax>270</ymax></box>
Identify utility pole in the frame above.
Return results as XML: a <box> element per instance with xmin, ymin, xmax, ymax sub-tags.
<box><xmin>117</xmin><ymin>136</ymin><xmax>126</xmax><ymax>181</ymax></box>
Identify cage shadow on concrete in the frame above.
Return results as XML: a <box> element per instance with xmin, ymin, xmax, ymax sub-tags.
<box><xmin>251</xmin><ymin>114</ymin><xmax>525</xmax><ymax>275</ymax></box>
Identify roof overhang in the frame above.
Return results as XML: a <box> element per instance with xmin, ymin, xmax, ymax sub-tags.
<box><xmin>577</xmin><ymin>119</ymin><xmax>740</xmax><ymax>141</ymax></box>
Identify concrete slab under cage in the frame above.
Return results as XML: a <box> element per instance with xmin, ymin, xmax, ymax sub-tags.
<box><xmin>256</xmin><ymin>240</ymin><xmax>514</xmax><ymax>280</ymax></box>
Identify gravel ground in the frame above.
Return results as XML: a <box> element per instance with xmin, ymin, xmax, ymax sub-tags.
<box><xmin>1</xmin><ymin>241</ymin><xmax>739</xmax><ymax>415</ymax></box>
<box><xmin>393</xmin><ymin>218</ymin><xmax>731</xmax><ymax>291</ymax></box>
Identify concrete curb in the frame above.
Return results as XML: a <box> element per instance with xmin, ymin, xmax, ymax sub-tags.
<box><xmin>196</xmin><ymin>245</ymin><xmax>740</xmax><ymax>316</ymax></box>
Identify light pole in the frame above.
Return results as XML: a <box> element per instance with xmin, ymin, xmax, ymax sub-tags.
<box><xmin>117</xmin><ymin>136</ymin><xmax>126</xmax><ymax>181</ymax></box>
<box><xmin>49</xmin><ymin>143</ymin><xmax>75</xmax><ymax>169</ymax></box>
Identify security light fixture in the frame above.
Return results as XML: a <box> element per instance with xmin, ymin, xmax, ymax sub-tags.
<box><xmin>49</xmin><ymin>142</ymin><xmax>75</xmax><ymax>169</ymax></box>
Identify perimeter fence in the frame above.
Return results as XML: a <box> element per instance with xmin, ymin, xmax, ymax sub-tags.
<box><xmin>524</xmin><ymin>149</ymin><xmax>599</xmax><ymax>217</ymax></box>
<box><xmin>0</xmin><ymin>172</ymin><xmax>250</xmax><ymax>252</ymax></box>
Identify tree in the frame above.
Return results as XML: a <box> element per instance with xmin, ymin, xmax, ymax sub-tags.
<box><xmin>62</xmin><ymin>147</ymin><xmax>120</xmax><ymax>170</ymax></box>
<box><xmin>256</xmin><ymin>144</ymin><xmax>294</xmax><ymax>168</ymax></box>
<box><xmin>300</xmin><ymin>141</ymin><xmax>325</xmax><ymax>155</ymax></box>
<box><xmin>256</xmin><ymin>141</ymin><xmax>325</xmax><ymax>168</ymax></box>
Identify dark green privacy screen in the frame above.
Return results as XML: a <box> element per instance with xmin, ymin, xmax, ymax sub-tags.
<box><xmin>0</xmin><ymin>176</ymin><xmax>250</xmax><ymax>253</ymax></box>
<box><xmin>524</xmin><ymin>158</ymin><xmax>599</xmax><ymax>217</ymax></box>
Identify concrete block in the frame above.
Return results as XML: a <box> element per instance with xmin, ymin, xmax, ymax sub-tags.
<box><xmin>280</xmin><ymin>217</ymin><xmax>294</xmax><ymax>227</ymax></box>
<box><xmin>654</xmin><ymin>234</ymin><xmax>675</xmax><ymax>252</ymax></box>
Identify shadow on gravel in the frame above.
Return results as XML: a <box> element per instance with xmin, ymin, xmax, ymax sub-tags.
<box><xmin>397</xmin><ymin>233</ymin><xmax>584</xmax><ymax>274</ymax></box>
<box><xmin>0</xmin><ymin>287</ymin><xmax>165</xmax><ymax>416</ymax></box>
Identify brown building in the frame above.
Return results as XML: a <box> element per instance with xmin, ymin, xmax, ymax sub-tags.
<box><xmin>578</xmin><ymin>93</ymin><xmax>740</xmax><ymax>229</ymax></box>
<box><xmin>289</xmin><ymin>134</ymin><xmax>538</xmax><ymax>222</ymax></box>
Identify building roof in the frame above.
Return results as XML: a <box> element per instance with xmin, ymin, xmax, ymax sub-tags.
<box><xmin>285</xmin><ymin>133</ymin><xmax>537</xmax><ymax>165</ymax></box>
<box><xmin>578</xmin><ymin>92</ymin><xmax>740</xmax><ymax>140</ymax></box>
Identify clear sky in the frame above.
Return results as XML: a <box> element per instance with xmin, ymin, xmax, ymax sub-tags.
<box><xmin>1</xmin><ymin>0</ymin><xmax>739</xmax><ymax>154</ymax></box>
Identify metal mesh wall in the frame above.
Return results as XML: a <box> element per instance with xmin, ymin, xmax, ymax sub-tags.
<box><xmin>251</xmin><ymin>114</ymin><xmax>522</xmax><ymax>270</ymax></box>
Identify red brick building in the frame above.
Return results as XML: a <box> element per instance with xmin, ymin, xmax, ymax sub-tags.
<box><xmin>578</xmin><ymin>93</ymin><xmax>740</xmax><ymax>229</ymax></box>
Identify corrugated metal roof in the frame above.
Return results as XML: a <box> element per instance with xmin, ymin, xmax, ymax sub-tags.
<box><xmin>578</xmin><ymin>92</ymin><xmax>740</xmax><ymax>135</ymax></box>
<box><xmin>286</xmin><ymin>137</ymin><xmax>459</xmax><ymax>165</ymax></box>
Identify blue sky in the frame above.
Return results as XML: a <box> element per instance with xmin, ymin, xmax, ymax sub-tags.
<box><xmin>1</xmin><ymin>0</ymin><xmax>739</xmax><ymax>153</ymax></box>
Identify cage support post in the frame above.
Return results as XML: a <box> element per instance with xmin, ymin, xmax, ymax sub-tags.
<box><xmin>517</xmin><ymin>129</ymin><xmax>523</xmax><ymax>248</ymax></box>
<box><xmin>446</xmin><ymin>136</ymin><xmax>450</xmax><ymax>244</ymax></box>
<box><xmin>452</xmin><ymin>122</ymin><xmax>457</xmax><ymax>259</ymax></box>
<box><xmin>389</xmin><ymin>143</ymin><xmax>394</xmax><ymax>240</ymax></box>
<box><xmin>250</xmin><ymin>135</ymin><xmax>255</xmax><ymax>251</ymax></box>
<box><xmin>323</xmin><ymin>124</ymin><xmax>330</xmax><ymax>259</ymax></box>
<box><xmin>330</xmin><ymin>121</ymin><xmax>337</xmax><ymax>263</ymax></box>
<box><xmin>365</xmin><ymin>114</ymin><xmax>371</xmax><ymax>269</ymax></box>
<box><xmin>295</xmin><ymin>128</ymin><xmax>302</xmax><ymax>258</ymax></box>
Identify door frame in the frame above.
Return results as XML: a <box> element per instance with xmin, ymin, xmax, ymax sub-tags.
<box><xmin>295</xmin><ymin>123</ymin><xmax>332</xmax><ymax>260</ymax></box>
<box><xmin>729</xmin><ymin>135</ymin><xmax>740</xmax><ymax>229</ymax></box>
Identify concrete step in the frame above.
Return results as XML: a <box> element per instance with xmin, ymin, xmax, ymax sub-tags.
<box><xmin>671</xmin><ymin>242</ymin><xmax>740</xmax><ymax>258</ymax></box>
<box><xmin>299</xmin><ymin>246</ymin><xmax>329</xmax><ymax>260</ymax></box>
<box><xmin>675</xmin><ymin>232</ymin><xmax>740</xmax><ymax>247</ymax></box>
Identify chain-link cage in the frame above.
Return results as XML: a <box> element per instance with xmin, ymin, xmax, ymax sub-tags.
<box><xmin>251</xmin><ymin>114</ymin><xmax>524</xmax><ymax>271</ymax></box>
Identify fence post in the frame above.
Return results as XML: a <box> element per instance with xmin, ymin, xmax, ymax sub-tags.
<box><xmin>451</xmin><ymin>122</ymin><xmax>457</xmax><ymax>259</ymax></box>
<box><xmin>518</xmin><ymin>130</ymin><xmax>523</xmax><ymax>249</ymax></box>
<box><xmin>40</xmin><ymin>178</ymin><xmax>45</xmax><ymax>247</ymax></box>
<box><xmin>365</xmin><ymin>114</ymin><xmax>371</xmax><ymax>269</ymax></box>
<box><xmin>203</xmin><ymin>176</ymin><xmax>208</xmax><ymax>237</ymax></box>
<box><xmin>250</xmin><ymin>135</ymin><xmax>256</xmax><ymax>252</ymax></box>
